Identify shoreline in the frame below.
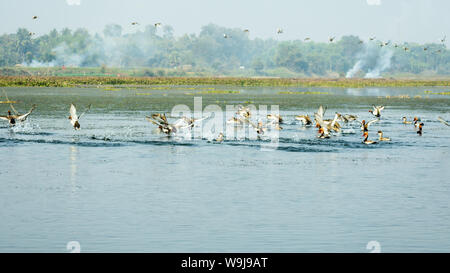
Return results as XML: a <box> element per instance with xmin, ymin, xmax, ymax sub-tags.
<box><xmin>1</xmin><ymin>76</ymin><xmax>450</xmax><ymax>88</ymax></box>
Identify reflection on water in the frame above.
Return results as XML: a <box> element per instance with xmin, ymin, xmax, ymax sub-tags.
<box><xmin>0</xmin><ymin>86</ymin><xmax>449</xmax><ymax>252</ymax></box>
<box><xmin>70</xmin><ymin>146</ymin><xmax>78</xmax><ymax>192</ymax></box>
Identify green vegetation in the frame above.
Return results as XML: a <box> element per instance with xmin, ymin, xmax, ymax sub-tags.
<box><xmin>0</xmin><ymin>24</ymin><xmax>449</xmax><ymax>78</ymax></box>
<box><xmin>1</xmin><ymin>76</ymin><xmax>449</xmax><ymax>88</ymax></box>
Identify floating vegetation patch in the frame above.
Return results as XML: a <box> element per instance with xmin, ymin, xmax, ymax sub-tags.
<box><xmin>102</xmin><ymin>87</ymin><xmax>121</xmax><ymax>91</ymax></box>
<box><xmin>424</xmin><ymin>90</ymin><xmax>450</xmax><ymax>95</ymax></box>
<box><xmin>1</xmin><ymin>76</ymin><xmax>450</xmax><ymax>88</ymax></box>
<box><xmin>383</xmin><ymin>95</ymin><xmax>411</xmax><ymax>99</ymax></box>
<box><xmin>196</xmin><ymin>90</ymin><xmax>240</xmax><ymax>94</ymax></box>
<box><xmin>278</xmin><ymin>91</ymin><xmax>330</xmax><ymax>95</ymax></box>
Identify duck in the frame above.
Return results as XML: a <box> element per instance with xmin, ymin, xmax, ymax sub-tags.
<box><xmin>314</xmin><ymin>105</ymin><xmax>341</xmax><ymax>132</ymax></box>
<box><xmin>276</xmin><ymin>28</ymin><xmax>283</xmax><ymax>34</ymax></box>
<box><xmin>317</xmin><ymin>127</ymin><xmax>330</xmax><ymax>139</ymax></box>
<box><xmin>146</xmin><ymin>113</ymin><xmax>178</xmax><ymax>135</ymax></box>
<box><xmin>0</xmin><ymin>105</ymin><xmax>37</xmax><ymax>126</ymax></box>
<box><xmin>69</xmin><ymin>104</ymin><xmax>91</xmax><ymax>130</ymax></box>
<box><xmin>402</xmin><ymin>117</ymin><xmax>412</xmax><ymax>124</ymax></box>
<box><xmin>267</xmin><ymin>114</ymin><xmax>283</xmax><ymax>124</ymax></box>
<box><xmin>362</xmin><ymin>131</ymin><xmax>378</xmax><ymax>145</ymax></box>
<box><xmin>173</xmin><ymin>116</ymin><xmax>207</xmax><ymax>129</ymax></box>
<box><xmin>154</xmin><ymin>22</ymin><xmax>162</xmax><ymax>28</ymax></box>
<box><xmin>237</xmin><ymin>106</ymin><xmax>251</xmax><ymax>118</ymax></box>
<box><xmin>32</xmin><ymin>16</ymin><xmax>38</xmax><ymax>20</ymax></box>
<box><xmin>329</xmin><ymin>36</ymin><xmax>335</xmax><ymax>42</ymax></box>
<box><xmin>295</xmin><ymin>114</ymin><xmax>312</xmax><ymax>126</ymax></box>
<box><xmin>437</xmin><ymin>116</ymin><xmax>449</xmax><ymax>126</ymax></box>
<box><xmin>360</xmin><ymin>119</ymin><xmax>379</xmax><ymax>132</ymax></box>
<box><xmin>417</xmin><ymin>123</ymin><xmax>424</xmax><ymax>136</ymax></box>
<box><xmin>227</xmin><ymin>116</ymin><xmax>245</xmax><ymax>125</ymax></box>
<box><xmin>413</xmin><ymin>117</ymin><xmax>421</xmax><ymax>128</ymax></box>
<box><xmin>369</xmin><ymin>105</ymin><xmax>384</xmax><ymax>117</ymax></box>
<box><xmin>337</xmin><ymin>113</ymin><xmax>358</xmax><ymax>123</ymax></box>
<box><xmin>377</xmin><ymin>131</ymin><xmax>391</xmax><ymax>141</ymax></box>
<box><xmin>215</xmin><ymin>132</ymin><xmax>224</xmax><ymax>142</ymax></box>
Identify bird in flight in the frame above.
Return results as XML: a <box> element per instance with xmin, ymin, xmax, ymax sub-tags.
<box><xmin>69</xmin><ymin>103</ymin><xmax>91</xmax><ymax>130</ymax></box>
<box><xmin>154</xmin><ymin>22</ymin><xmax>162</xmax><ymax>28</ymax></box>
<box><xmin>32</xmin><ymin>16</ymin><xmax>38</xmax><ymax>20</ymax></box>
<box><xmin>329</xmin><ymin>37</ymin><xmax>335</xmax><ymax>42</ymax></box>
<box><xmin>131</xmin><ymin>22</ymin><xmax>139</xmax><ymax>25</ymax></box>
<box><xmin>276</xmin><ymin>28</ymin><xmax>283</xmax><ymax>34</ymax></box>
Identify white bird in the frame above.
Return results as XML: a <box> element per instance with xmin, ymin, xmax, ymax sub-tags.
<box><xmin>69</xmin><ymin>103</ymin><xmax>91</xmax><ymax>130</ymax></box>
<box><xmin>369</xmin><ymin>105</ymin><xmax>384</xmax><ymax>117</ymax></box>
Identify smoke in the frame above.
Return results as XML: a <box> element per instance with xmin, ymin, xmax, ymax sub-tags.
<box><xmin>364</xmin><ymin>49</ymin><xmax>393</xmax><ymax>78</ymax></box>
<box><xmin>346</xmin><ymin>42</ymin><xmax>393</xmax><ymax>78</ymax></box>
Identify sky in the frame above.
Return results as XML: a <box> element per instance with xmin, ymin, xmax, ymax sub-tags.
<box><xmin>0</xmin><ymin>0</ymin><xmax>448</xmax><ymax>45</ymax></box>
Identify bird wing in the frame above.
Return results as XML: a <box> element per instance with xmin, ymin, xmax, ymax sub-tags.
<box><xmin>367</xmin><ymin>119</ymin><xmax>379</xmax><ymax>127</ymax></box>
<box><xmin>0</xmin><ymin>116</ymin><xmax>9</xmax><ymax>121</ymax></box>
<box><xmin>146</xmin><ymin>116</ymin><xmax>165</xmax><ymax>127</ymax></box>
<box><xmin>314</xmin><ymin>113</ymin><xmax>330</xmax><ymax>134</ymax></box>
<box><xmin>70</xmin><ymin>104</ymin><xmax>78</xmax><ymax>122</ymax></box>
<box><xmin>2</xmin><ymin>90</ymin><xmax>20</xmax><ymax>115</ymax></box>
<box><xmin>16</xmin><ymin>104</ymin><xmax>36</xmax><ymax>121</ymax></box>
<box><xmin>77</xmin><ymin>104</ymin><xmax>91</xmax><ymax>120</ymax></box>
<box><xmin>317</xmin><ymin>105</ymin><xmax>326</xmax><ymax>119</ymax></box>
<box><xmin>437</xmin><ymin>117</ymin><xmax>450</xmax><ymax>126</ymax></box>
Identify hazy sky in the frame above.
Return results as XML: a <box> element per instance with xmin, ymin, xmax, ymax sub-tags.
<box><xmin>0</xmin><ymin>0</ymin><xmax>448</xmax><ymax>44</ymax></box>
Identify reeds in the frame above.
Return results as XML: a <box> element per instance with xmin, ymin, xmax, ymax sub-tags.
<box><xmin>0</xmin><ymin>76</ymin><xmax>449</xmax><ymax>88</ymax></box>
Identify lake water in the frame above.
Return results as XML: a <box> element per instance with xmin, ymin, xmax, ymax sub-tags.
<box><xmin>0</xmin><ymin>85</ymin><xmax>449</xmax><ymax>252</ymax></box>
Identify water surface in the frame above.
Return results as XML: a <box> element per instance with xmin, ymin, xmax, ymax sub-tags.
<box><xmin>1</xmin><ymin>86</ymin><xmax>449</xmax><ymax>252</ymax></box>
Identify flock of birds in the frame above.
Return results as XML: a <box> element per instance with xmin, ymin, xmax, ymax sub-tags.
<box><xmin>28</xmin><ymin>15</ymin><xmax>446</xmax><ymax>53</ymax></box>
<box><xmin>1</xmin><ymin>91</ymin><xmax>449</xmax><ymax>145</ymax></box>
<box><xmin>138</xmin><ymin>104</ymin><xmax>448</xmax><ymax>145</ymax></box>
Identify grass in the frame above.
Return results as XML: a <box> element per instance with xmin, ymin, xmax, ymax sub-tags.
<box><xmin>0</xmin><ymin>75</ymin><xmax>449</xmax><ymax>88</ymax></box>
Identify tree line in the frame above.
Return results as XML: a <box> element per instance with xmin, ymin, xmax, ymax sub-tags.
<box><xmin>0</xmin><ymin>23</ymin><xmax>448</xmax><ymax>77</ymax></box>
